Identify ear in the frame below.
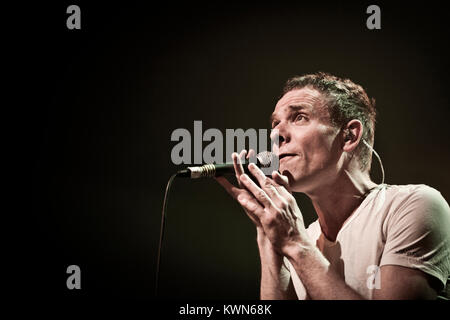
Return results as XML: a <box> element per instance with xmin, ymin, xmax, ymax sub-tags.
<box><xmin>342</xmin><ymin>120</ymin><xmax>363</xmax><ymax>153</ymax></box>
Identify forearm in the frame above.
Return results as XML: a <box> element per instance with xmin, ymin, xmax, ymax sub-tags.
<box><xmin>285</xmin><ymin>242</ymin><xmax>364</xmax><ymax>300</ymax></box>
<box><xmin>257</xmin><ymin>229</ymin><xmax>296</xmax><ymax>300</ymax></box>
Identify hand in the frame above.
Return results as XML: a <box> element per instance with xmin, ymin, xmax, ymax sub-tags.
<box><xmin>215</xmin><ymin>149</ymin><xmax>264</xmax><ymax>229</ymax></box>
<box><xmin>239</xmin><ymin>163</ymin><xmax>310</xmax><ymax>255</ymax></box>
<box><xmin>216</xmin><ymin>150</ymin><xmax>311</xmax><ymax>256</ymax></box>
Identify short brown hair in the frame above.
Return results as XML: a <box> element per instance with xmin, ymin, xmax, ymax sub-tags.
<box><xmin>282</xmin><ymin>72</ymin><xmax>377</xmax><ymax>171</ymax></box>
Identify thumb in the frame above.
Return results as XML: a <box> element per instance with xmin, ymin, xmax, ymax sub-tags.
<box><xmin>272</xmin><ymin>171</ymin><xmax>291</xmax><ymax>192</ymax></box>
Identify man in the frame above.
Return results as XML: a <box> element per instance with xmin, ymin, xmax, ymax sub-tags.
<box><xmin>216</xmin><ymin>72</ymin><xmax>450</xmax><ymax>299</ymax></box>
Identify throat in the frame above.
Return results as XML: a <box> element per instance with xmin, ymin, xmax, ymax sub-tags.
<box><xmin>310</xmin><ymin>171</ymin><xmax>378</xmax><ymax>242</ymax></box>
<box><xmin>318</xmin><ymin>217</ymin><xmax>344</xmax><ymax>242</ymax></box>
<box><xmin>314</xmin><ymin>192</ymin><xmax>368</xmax><ymax>242</ymax></box>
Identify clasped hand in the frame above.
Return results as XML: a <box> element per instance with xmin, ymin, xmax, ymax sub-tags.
<box><xmin>216</xmin><ymin>150</ymin><xmax>311</xmax><ymax>256</ymax></box>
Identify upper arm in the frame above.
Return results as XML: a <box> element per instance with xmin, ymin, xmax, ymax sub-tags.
<box><xmin>373</xmin><ymin>265</ymin><xmax>439</xmax><ymax>299</ymax></box>
<box><xmin>379</xmin><ymin>186</ymin><xmax>450</xmax><ymax>299</ymax></box>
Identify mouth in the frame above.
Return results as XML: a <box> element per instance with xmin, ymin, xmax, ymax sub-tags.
<box><xmin>278</xmin><ymin>153</ymin><xmax>297</xmax><ymax>162</ymax></box>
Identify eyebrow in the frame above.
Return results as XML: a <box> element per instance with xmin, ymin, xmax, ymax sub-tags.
<box><xmin>270</xmin><ymin>105</ymin><xmax>308</xmax><ymax>124</ymax></box>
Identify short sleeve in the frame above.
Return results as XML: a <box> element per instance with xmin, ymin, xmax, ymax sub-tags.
<box><xmin>380</xmin><ymin>186</ymin><xmax>450</xmax><ymax>288</ymax></box>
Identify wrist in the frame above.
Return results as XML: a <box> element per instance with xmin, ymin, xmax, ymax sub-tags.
<box><xmin>256</xmin><ymin>229</ymin><xmax>285</xmax><ymax>263</ymax></box>
<box><xmin>282</xmin><ymin>237</ymin><xmax>315</xmax><ymax>262</ymax></box>
<box><xmin>256</xmin><ymin>227</ymin><xmax>268</xmax><ymax>245</ymax></box>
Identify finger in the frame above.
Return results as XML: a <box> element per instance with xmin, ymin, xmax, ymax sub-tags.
<box><xmin>232</xmin><ymin>151</ymin><xmax>247</xmax><ymax>174</ymax></box>
<box><xmin>247</xmin><ymin>162</ymin><xmax>282</xmax><ymax>196</ymax></box>
<box><xmin>248</xmin><ymin>162</ymin><xmax>269</xmax><ymax>184</ymax></box>
<box><xmin>239</xmin><ymin>173</ymin><xmax>274</xmax><ymax>209</ymax></box>
<box><xmin>246</xmin><ymin>163</ymin><xmax>288</xmax><ymax>209</ymax></box>
<box><xmin>272</xmin><ymin>171</ymin><xmax>291</xmax><ymax>193</ymax></box>
<box><xmin>271</xmin><ymin>172</ymin><xmax>293</xmax><ymax>201</ymax></box>
<box><xmin>237</xmin><ymin>193</ymin><xmax>265</xmax><ymax>218</ymax></box>
<box><xmin>232</xmin><ymin>150</ymin><xmax>247</xmax><ymax>187</ymax></box>
<box><xmin>271</xmin><ymin>171</ymin><xmax>297</xmax><ymax>210</ymax></box>
<box><xmin>247</xmin><ymin>149</ymin><xmax>257</xmax><ymax>167</ymax></box>
<box><xmin>239</xmin><ymin>149</ymin><xmax>247</xmax><ymax>162</ymax></box>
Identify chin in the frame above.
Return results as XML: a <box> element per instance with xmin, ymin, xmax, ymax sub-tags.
<box><xmin>280</xmin><ymin>169</ymin><xmax>300</xmax><ymax>191</ymax></box>
<box><xmin>281</xmin><ymin>169</ymin><xmax>312</xmax><ymax>193</ymax></box>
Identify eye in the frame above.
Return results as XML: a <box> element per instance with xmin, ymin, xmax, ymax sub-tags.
<box><xmin>294</xmin><ymin>113</ymin><xmax>305</xmax><ymax>123</ymax></box>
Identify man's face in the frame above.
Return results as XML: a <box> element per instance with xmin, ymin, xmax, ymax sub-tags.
<box><xmin>270</xmin><ymin>87</ymin><xmax>342</xmax><ymax>193</ymax></box>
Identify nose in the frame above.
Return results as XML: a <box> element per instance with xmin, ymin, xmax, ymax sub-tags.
<box><xmin>270</xmin><ymin>122</ymin><xmax>289</xmax><ymax>148</ymax></box>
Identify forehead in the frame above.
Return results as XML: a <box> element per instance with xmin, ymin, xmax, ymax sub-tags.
<box><xmin>272</xmin><ymin>87</ymin><xmax>327</xmax><ymax>119</ymax></box>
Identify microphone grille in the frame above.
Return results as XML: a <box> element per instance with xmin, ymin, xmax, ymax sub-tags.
<box><xmin>256</xmin><ymin>151</ymin><xmax>275</xmax><ymax>168</ymax></box>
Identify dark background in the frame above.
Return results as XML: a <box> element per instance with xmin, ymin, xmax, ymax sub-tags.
<box><xmin>20</xmin><ymin>1</ymin><xmax>450</xmax><ymax>300</ymax></box>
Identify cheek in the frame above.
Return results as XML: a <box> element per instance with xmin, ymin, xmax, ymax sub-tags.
<box><xmin>298</xmin><ymin>126</ymin><xmax>337</xmax><ymax>163</ymax></box>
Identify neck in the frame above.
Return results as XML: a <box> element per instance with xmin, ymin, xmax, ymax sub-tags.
<box><xmin>306</xmin><ymin>169</ymin><xmax>378</xmax><ymax>242</ymax></box>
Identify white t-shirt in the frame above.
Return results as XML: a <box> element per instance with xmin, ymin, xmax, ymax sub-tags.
<box><xmin>287</xmin><ymin>184</ymin><xmax>450</xmax><ymax>299</ymax></box>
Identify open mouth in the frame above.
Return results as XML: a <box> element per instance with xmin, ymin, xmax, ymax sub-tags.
<box><xmin>279</xmin><ymin>153</ymin><xmax>297</xmax><ymax>161</ymax></box>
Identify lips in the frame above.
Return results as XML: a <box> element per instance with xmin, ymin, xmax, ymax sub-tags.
<box><xmin>278</xmin><ymin>153</ymin><xmax>297</xmax><ymax>161</ymax></box>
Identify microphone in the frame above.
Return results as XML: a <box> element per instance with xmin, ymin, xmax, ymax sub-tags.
<box><xmin>177</xmin><ymin>151</ymin><xmax>277</xmax><ymax>179</ymax></box>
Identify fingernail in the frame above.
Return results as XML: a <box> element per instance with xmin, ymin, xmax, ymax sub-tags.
<box><xmin>241</xmin><ymin>174</ymin><xmax>248</xmax><ymax>181</ymax></box>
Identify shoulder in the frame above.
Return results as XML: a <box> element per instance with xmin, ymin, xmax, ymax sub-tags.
<box><xmin>385</xmin><ymin>184</ymin><xmax>449</xmax><ymax>214</ymax></box>
<box><xmin>383</xmin><ymin>184</ymin><xmax>450</xmax><ymax>233</ymax></box>
<box><xmin>385</xmin><ymin>184</ymin><xmax>444</xmax><ymax>200</ymax></box>
<box><xmin>380</xmin><ymin>185</ymin><xmax>450</xmax><ymax>291</ymax></box>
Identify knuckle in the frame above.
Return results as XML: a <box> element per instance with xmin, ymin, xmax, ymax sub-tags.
<box><xmin>286</xmin><ymin>195</ymin><xmax>296</xmax><ymax>206</ymax></box>
<box><xmin>246</xmin><ymin>202</ymin><xmax>256</xmax><ymax>211</ymax></box>
<box><xmin>256</xmin><ymin>189</ymin><xmax>267</xmax><ymax>200</ymax></box>
<box><xmin>279</xmin><ymin>200</ymin><xmax>288</xmax><ymax>210</ymax></box>
<box><xmin>263</xmin><ymin>178</ymin><xmax>272</xmax><ymax>188</ymax></box>
<box><xmin>275</xmin><ymin>184</ymin><xmax>285</xmax><ymax>193</ymax></box>
<box><xmin>241</xmin><ymin>199</ymin><xmax>254</xmax><ymax>211</ymax></box>
<box><xmin>269</xmin><ymin>185</ymin><xmax>279</xmax><ymax>197</ymax></box>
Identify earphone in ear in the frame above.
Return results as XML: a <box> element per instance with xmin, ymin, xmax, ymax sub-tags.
<box><xmin>344</xmin><ymin>130</ymin><xmax>354</xmax><ymax>141</ymax></box>
<box><xmin>342</xmin><ymin>128</ymin><xmax>385</xmax><ymax>185</ymax></box>
<box><xmin>344</xmin><ymin>129</ymin><xmax>384</xmax><ymax>184</ymax></box>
